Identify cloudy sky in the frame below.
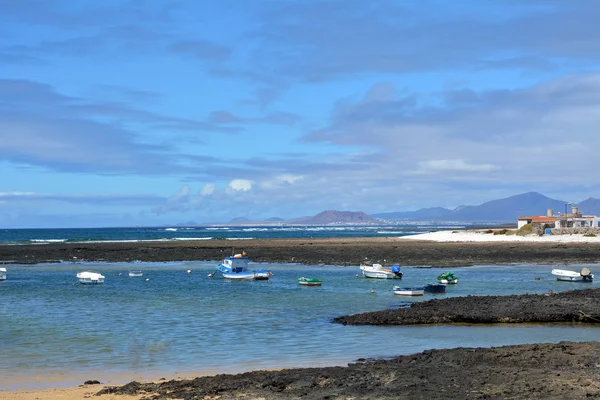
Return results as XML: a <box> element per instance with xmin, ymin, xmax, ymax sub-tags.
<box><xmin>1</xmin><ymin>0</ymin><xmax>599</xmax><ymax>228</ymax></box>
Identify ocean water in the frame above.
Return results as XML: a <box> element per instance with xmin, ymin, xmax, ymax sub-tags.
<box><xmin>0</xmin><ymin>261</ymin><xmax>598</xmax><ymax>390</ymax></box>
<box><xmin>0</xmin><ymin>224</ymin><xmax>466</xmax><ymax>244</ymax></box>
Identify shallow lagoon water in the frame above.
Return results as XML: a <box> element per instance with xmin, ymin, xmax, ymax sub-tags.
<box><xmin>0</xmin><ymin>262</ymin><xmax>598</xmax><ymax>390</ymax></box>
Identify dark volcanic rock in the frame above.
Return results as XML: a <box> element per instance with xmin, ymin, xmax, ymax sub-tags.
<box><xmin>334</xmin><ymin>289</ymin><xmax>600</xmax><ymax>325</ymax></box>
<box><xmin>3</xmin><ymin>238</ymin><xmax>600</xmax><ymax>266</ymax></box>
<box><xmin>97</xmin><ymin>341</ymin><xmax>600</xmax><ymax>399</ymax></box>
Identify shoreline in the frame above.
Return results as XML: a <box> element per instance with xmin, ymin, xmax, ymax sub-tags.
<box><xmin>3</xmin><ymin>341</ymin><xmax>599</xmax><ymax>399</ymax></box>
<box><xmin>3</xmin><ymin>234</ymin><xmax>600</xmax><ymax>267</ymax></box>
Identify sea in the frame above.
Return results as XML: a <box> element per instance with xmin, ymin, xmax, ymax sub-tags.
<box><xmin>0</xmin><ymin>225</ymin><xmax>598</xmax><ymax>391</ymax></box>
<box><xmin>0</xmin><ymin>223</ymin><xmax>461</xmax><ymax>244</ymax></box>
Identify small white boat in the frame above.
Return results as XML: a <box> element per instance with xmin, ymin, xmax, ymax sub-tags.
<box><xmin>77</xmin><ymin>271</ymin><xmax>105</xmax><ymax>285</ymax></box>
<box><xmin>393</xmin><ymin>286</ymin><xmax>424</xmax><ymax>296</ymax></box>
<box><xmin>359</xmin><ymin>264</ymin><xmax>403</xmax><ymax>279</ymax></box>
<box><xmin>551</xmin><ymin>268</ymin><xmax>594</xmax><ymax>282</ymax></box>
<box><xmin>214</xmin><ymin>252</ymin><xmax>272</xmax><ymax>280</ymax></box>
<box><xmin>0</xmin><ymin>267</ymin><xmax>6</xmax><ymax>281</ymax></box>
<box><xmin>129</xmin><ymin>270</ymin><xmax>143</xmax><ymax>277</ymax></box>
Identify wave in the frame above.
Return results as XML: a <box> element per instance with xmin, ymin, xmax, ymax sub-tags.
<box><xmin>165</xmin><ymin>228</ymin><xmax>178</xmax><ymax>231</ymax></box>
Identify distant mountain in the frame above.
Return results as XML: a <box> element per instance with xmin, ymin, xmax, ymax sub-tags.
<box><xmin>577</xmin><ymin>198</ymin><xmax>600</xmax><ymax>216</ymax></box>
<box><xmin>229</xmin><ymin>217</ymin><xmax>251</xmax><ymax>224</ymax></box>
<box><xmin>372</xmin><ymin>192</ymin><xmax>573</xmax><ymax>222</ymax></box>
<box><xmin>445</xmin><ymin>192</ymin><xmax>567</xmax><ymax>221</ymax></box>
<box><xmin>288</xmin><ymin>210</ymin><xmax>376</xmax><ymax>224</ymax></box>
<box><xmin>265</xmin><ymin>217</ymin><xmax>285</xmax><ymax>222</ymax></box>
<box><xmin>372</xmin><ymin>207</ymin><xmax>452</xmax><ymax>220</ymax></box>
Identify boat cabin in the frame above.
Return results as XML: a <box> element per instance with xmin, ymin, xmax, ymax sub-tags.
<box><xmin>223</xmin><ymin>254</ymin><xmax>249</xmax><ymax>272</ymax></box>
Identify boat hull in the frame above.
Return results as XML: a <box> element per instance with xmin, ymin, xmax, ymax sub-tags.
<box><xmin>78</xmin><ymin>278</ymin><xmax>105</xmax><ymax>285</ymax></box>
<box><xmin>0</xmin><ymin>267</ymin><xmax>6</xmax><ymax>281</ymax></box>
<box><xmin>438</xmin><ymin>279</ymin><xmax>458</xmax><ymax>284</ymax></box>
<box><xmin>222</xmin><ymin>271</ymin><xmax>270</xmax><ymax>280</ymax></box>
<box><xmin>424</xmin><ymin>284</ymin><xmax>446</xmax><ymax>293</ymax></box>
<box><xmin>129</xmin><ymin>271</ymin><xmax>143</xmax><ymax>277</ymax></box>
<box><xmin>552</xmin><ymin>269</ymin><xmax>593</xmax><ymax>282</ymax></box>
<box><xmin>77</xmin><ymin>272</ymin><xmax>105</xmax><ymax>285</ymax></box>
<box><xmin>360</xmin><ymin>265</ymin><xmax>402</xmax><ymax>279</ymax></box>
<box><xmin>393</xmin><ymin>288</ymin><xmax>424</xmax><ymax>296</ymax></box>
<box><xmin>299</xmin><ymin>278</ymin><xmax>322</xmax><ymax>286</ymax></box>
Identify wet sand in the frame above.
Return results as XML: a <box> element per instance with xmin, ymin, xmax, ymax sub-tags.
<box><xmin>3</xmin><ymin>237</ymin><xmax>600</xmax><ymax>266</ymax></box>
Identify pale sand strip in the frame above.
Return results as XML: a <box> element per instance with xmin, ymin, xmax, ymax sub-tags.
<box><xmin>401</xmin><ymin>230</ymin><xmax>600</xmax><ymax>243</ymax></box>
<box><xmin>0</xmin><ymin>385</ymin><xmax>141</xmax><ymax>400</ymax></box>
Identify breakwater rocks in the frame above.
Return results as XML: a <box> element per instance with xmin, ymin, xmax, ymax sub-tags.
<box><xmin>4</xmin><ymin>238</ymin><xmax>600</xmax><ymax>266</ymax></box>
<box><xmin>334</xmin><ymin>289</ymin><xmax>600</xmax><ymax>325</ymax></box>
<box><xmin>98</xmin><ymin>341</ymin><xmax>600</xmax><ymax>399</ymax></box>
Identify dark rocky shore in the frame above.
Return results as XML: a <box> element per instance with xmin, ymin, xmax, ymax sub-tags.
<box><xmin>334</xmin><ymin>288</ymin><xmax>600</xmax><ymax>325</ymax></box>
<box><xmin>3</xmin><ymin>237</ymin><xmax>600</xmax><ymax>266</ymax></box>
<box><xmin>98</xmin><ymin>341</ymin><xmax>600</xmax><ymax>399</ymax></box>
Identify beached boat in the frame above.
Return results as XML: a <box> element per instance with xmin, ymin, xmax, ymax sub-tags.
<box><xmin>214</xmin><ymin>252</ymin><xmax>271</xmax><ymax>280</ymax></box>
<box><xmin>298</xmin><ymin>277</ymin><xmax>322</xmax><ymax>286</ymax></box>
<box><xmin>360</xmin><ymin>264</ymin><xmax>403</xmax><ymax>279</ymax></box>
<box><xmin>551</xmin><ymin>268</ymin><xmax>594</xmax><ymax>282</ymax></box>
<box><xmin>0</xmin><ymin>267</ymin><xmax>6</xmax><ymax>281</ymax></box>
<box><xmin>393</xmin><ymin>286</ymin><xmax>424</xmax><ymax>296</ymax></box>
<box><xmin>77</xmin><ymin>271</ymin><xmax>105</xmax><ymax>285</ymax></box>
<box><xmin>437</xmin><ymin>271</ymin><xmax>458</xmax><ymax>284</ymax></box>
<box><xmin>424</xmin><ymin>283</ymin><xmax>446</xmax><ymax>293</ymax></box>
<box><xmin>129</xmin><ymin>270</ymin><xmax>143</xmax><ymax>277</ymax></box>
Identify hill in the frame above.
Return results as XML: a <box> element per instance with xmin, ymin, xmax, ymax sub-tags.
<box><xmin>288</xmin><ymin>210</ymin><xmax>376</xmax><ymax>224</ymax></box>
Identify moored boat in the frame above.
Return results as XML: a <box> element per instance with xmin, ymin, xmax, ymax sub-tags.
<box><xmin>437</xmin><ymin>271</ymin><xmax>458</xmax><ymax>284</ymax></box>
<box><xmin>359</xmin><ymin>263</ymin><xmax>403</xmax><ymax>279</ymax></box>
<box><xmin>129</xmin><ymin>270</ymin><xmax>143</xmax><ymax>277</ymax></box>
<box><xmin>77</xmin><ymin>271</ymin><xmax>105</xmax><ymax>285</ymax></box>
<box><xmin>298</xmin><ymin>277</ymin><xmax>322</xmax><ymax>286</ymax></box>
<box><xmin>424</xmin><ymin>283</ymin><xmax>446</xmax><ymax>293</ymax></box>
<box><xmin>551</xmin><ymin>268</ymin><xmax>594</xmax><ymax>282</ymax></box>
<box><xmin>0</xmin><ymin>267</ymin><xmax>6</xmax><ymax>281</ymax></box>
<box><xmin>214</xmin><ymin>252</ymin><xmax>272</xmax><ymax>280</ymax></box>
<box><xmin>393</xmin><ymin>286</ymin><xmax>424</xmax><ymax>296</ymax></box>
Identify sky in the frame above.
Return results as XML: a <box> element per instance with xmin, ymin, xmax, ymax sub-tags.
<box><xmin>1</xmin><ymin>0</ymin><xmax>600</xmax><ymax>228</ymax></box>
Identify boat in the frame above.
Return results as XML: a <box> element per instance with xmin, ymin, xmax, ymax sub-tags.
<box><xmin>393</xmin><ymin>286</ymin><xmax>424</xmax><ymax>296</ymax></box>
<box><xmin>214</xmin><ymin>252</ymin><xmax>271</xmax><ymax>280</ymax></box>
<box><xmin>129</xmin><ymin>270</ymin><xmax>143</xmax><ymax>277</ymax></box>
<box><xmin>424</xmin><ymin>283</ymin><xmax>446</xmax><ymax>293</ymax></box>
<box><xmin>76</xmin><ymin>271</ymin><xmax>105</xmax><ymax>285</ymax></box>
<box><xmin>359</xmin><ymin>263</ymin><xmax>403</xmax><ymax>279</ymax></box>
<box><xmin>298</xmin><ymin>277</ymin><xmax>322</xmax><ymax>286</ymax></box>
<box><xmin>551</xmin><ymin>268</ymin><xmax>594</xmax><ymax>282</ymax></box>
<box><xmin>437</xmin><ymin>271</ymin><xmax>458</xmax><ymax>284</ymax></box>
<box><xmin>0</xmin><ymin>267</ymin><xmax>6</xmax><ymax>281</ymax></box>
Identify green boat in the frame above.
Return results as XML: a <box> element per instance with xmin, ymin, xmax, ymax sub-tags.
<box><xmin>298</xmin><ymin>277</ymin><xmax>322</xmax><ymax>286</ymax></box>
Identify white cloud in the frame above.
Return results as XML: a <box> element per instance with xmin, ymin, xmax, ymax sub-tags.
<box><xmin>200</xmin><ymin>183</ymin><xmax>216</xmax><ymax>196</ymax></box>
<box><xmin>228</xmin><ymin>179</ymin><xmax>253</xmax><ymax>191</ymax></box>
<box><xmin>412</xmin><ymin>159</ymin><xmax>500</xmax><ymax>174</ymax></box>
<box><xmin>259</xmin><ymin>174</ymin><xmax>304</xmax><ymax>189</ymax></box>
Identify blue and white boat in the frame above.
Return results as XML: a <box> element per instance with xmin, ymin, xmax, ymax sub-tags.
<box><xmin>215</xmin><ymin>252</ymin><xmax>271</xmax><ymax>280</ymax></box>
<box><xmin>0</xmin><ymin>267</ymin><xmax>6</xmax><ymax>281</ymax></box>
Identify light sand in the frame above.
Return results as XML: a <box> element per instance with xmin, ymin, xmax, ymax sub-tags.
<box><xmin>0</xmin><ymin>385</ymin><xmax>142</xmax><ymax>400</ymax></box>
<box><xmin>401</xmin><ymin>230</ymin><xmax>600</xmax><ymax>243</ymax></box>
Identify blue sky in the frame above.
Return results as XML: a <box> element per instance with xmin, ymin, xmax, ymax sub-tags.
<box><xmin>1</xmin><ymin>0</ymin><xmax>600</xmax><ymax>228</ymax></box>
